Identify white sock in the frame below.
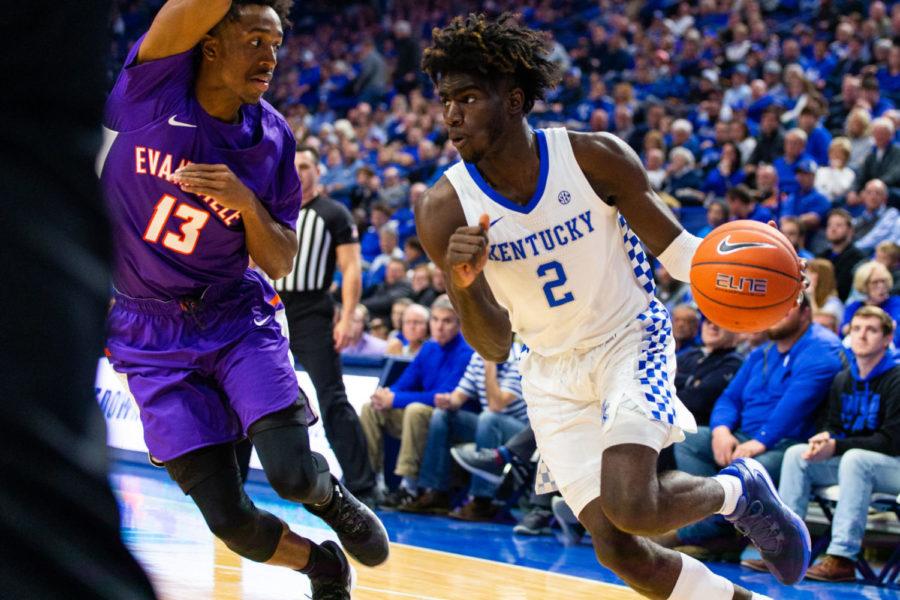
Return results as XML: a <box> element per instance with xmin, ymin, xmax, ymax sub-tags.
<box><xmin>668</xmin><ymin>553</ymin><xmax>734</xmax><ymax>600</ymax></box>
<box><xmin>713</xmin><ymin>474</ymin><xmax>743</xmax><ymax>515</ymax></box>
<box><xmin>751</xmin><ymin>593</ymin><xmax>773</xmax><ymax>600</ymax></box>
<box><xmin>400</xmin><ymin>476</ymin><xmax>418</xmax><ymax>495</ymax></box>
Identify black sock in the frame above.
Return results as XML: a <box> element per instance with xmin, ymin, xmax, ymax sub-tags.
<box><xmin>299</xmin><ymin>542</ymin><xmax>344</xmax><ymax>578</ymax></box>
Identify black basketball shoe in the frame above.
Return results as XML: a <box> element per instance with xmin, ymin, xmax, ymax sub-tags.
<box><xmin>308</xmin><ymin>541</ymin><xmax>355</xmax><ymax>600</ymax></box>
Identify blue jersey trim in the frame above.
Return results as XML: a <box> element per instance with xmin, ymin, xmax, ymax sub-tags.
<box><xmin>463</xmin><ymin>129</ymin><xmax>549</xmax><ymax>215</ymax></box>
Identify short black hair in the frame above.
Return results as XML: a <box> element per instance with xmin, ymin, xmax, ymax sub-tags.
<box><xmin>212</xmin><ymin>0</ymin><xmax>293</xmax><ymax>33</ymax></box>
<box><xmin>296</xmin><ymin>145</ymin><xmax>320</xmax><ymax>162</ymax></box>
<box><xmin>422</xmin><ymin>13</ymin><xmax>561</xmax><ymax>113</ymax></box>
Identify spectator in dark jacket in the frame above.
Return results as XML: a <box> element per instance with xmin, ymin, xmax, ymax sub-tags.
<box><xmin>751</xmin><ymin>306</ymin><xmax>900</xmax><ymax>582</ymax></box>
<box><xmin>362</xmin><ymin>258</ymin><xmax>412</xmax><ymax>321</ymax></box>
<box><xmin>848</xmin><ymin>117</ymin><xmax>900</xmax><ymax>204</ymax></box>
<box><xmin>674</xmin><ymin>320</ymin><xmax>744</xmax><ymax>426</ymax></box>
<box><xmin>817</xmin><ymin>209</ymin><xmax>867</xmax><ymax>302</ymax></box>
<box><xmin>746</xmin><ymin>107</ymin><xmax>784</xmax><ymax>174</ymax></box>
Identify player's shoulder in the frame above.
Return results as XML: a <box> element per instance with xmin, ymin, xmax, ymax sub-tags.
<box><xmin>415</xmin><ymin>175</ymin><xmax>466</xmax><ymax>258</ymax></box>
<box><xmin>259</xmin><ymin>98</ymin><xmax>296</xmax><ymax>142</ymax></box>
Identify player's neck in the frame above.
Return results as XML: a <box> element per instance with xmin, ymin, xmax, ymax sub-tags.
<box><xmin>194</xmin><ymin>78</ymin><xmax>243</xmax><ymax>123</ymax></box>
<box><xmin>474</xmin><ymin>122</ymin><xmax>540</xmax><ymax>205</ymax></box>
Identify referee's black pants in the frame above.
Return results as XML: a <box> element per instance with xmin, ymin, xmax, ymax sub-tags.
<box><xmin>281</xmin><ymin>293</ymin><xmax>376</xmax><ymax>494</ymax></box>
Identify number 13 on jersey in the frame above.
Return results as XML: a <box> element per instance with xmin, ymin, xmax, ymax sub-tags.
<box><xmin>537</xmin><ymin>260</ymin><xmax>574</xmax><ymax>307</ymax></box>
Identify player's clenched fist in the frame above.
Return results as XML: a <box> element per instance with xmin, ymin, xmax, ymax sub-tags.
<box><xmin>447</xmin><ymin>213</ymin><xmax>490</xmax><ymax>288</ymax></box>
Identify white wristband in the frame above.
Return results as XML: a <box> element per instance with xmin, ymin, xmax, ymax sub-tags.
<box><xmin>657</xmin><ymin>229</ymin><xmax>702</xmax><ymax>283</ymax></box>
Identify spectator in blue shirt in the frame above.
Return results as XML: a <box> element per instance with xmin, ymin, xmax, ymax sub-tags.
<box><xmin>403</xmin><ymin>350</ymin><xmax>529</xmax><ymax>520</ymax></box>
<box><xmin>780</xmin><ymin>159</ymin><xmax>831</xmax><ymax>236</ymax></box>
<box><xmin>798</xmin><ymin>105</ymin><xmax>832</xmax><ymax>167</ymax></box>
<box><xmin>726</xmin><ymin>184</ymin><xmax>774</xmax><ymax>224</ymax></box>
<box><xmin>779</xmin><ymin>216</ymin><xmax>815</xmax><ymax>261</ymax></box>
<box><xmin>773</xmin><ymin>128</ymin><xmax>814</xmax><ymax>196</ymax></box>
<box><xmin>841</xmin><ymin>261</ymin><xmax>900</xmax><ymax>345</ymax></box>
<box><xmin>666</xmin><ymin>294</ymin><xmax>844</xmax><ymax>555</ymax></box>
<box><xmin>360</xmin><ymin>295</ymin><xmax>473</xmax><ymax>507</ymax></box>
<box><xmin>853</xmin><ymin>178</ymin><xmax>900</xmax><ymax>253</ymax></box>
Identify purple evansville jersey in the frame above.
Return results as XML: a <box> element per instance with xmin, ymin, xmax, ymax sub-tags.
<box><xmin>99</xmin><ymin>34</ymin><xmax>301</xmax><ymax>299</ymax></box>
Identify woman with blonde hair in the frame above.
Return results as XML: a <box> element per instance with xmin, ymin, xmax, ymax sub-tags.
<box><xmin>841</xmin><ymin>261</ymin><xmax>900</xmax><ymax>343</ymax></box>
<box><xmin>844</xmin><ymin>108</ymin><xmax>874</xmax><ymax>171</ymax></box>
<box><xmin>814</xmin><ymin>137</ymin><xmax>856</xmax><ymax>202</ymax></box>
<box><xmin>807</xmin><ymin>258</ymin><xmax>845</xmax><ymax>323</ymax></box>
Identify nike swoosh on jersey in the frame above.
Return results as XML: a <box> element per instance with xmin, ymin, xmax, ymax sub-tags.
<box><xmin>168</xmin><ymin>115</ymin><xmax>197</xmax><ymax>128</ymax></box>
<box><xmin>716</xmin><ymin>235</ymin><xmax>776</xmax><ymax>255</ymax></box>
<box><xmin>489</xmin><ymin>216</ymin><xmax>504</xmax><ymax>227</ymax></box>
<box><xmin>253</xmin><ymin>315</ymin><xmax>273</xmax><ymax>326</ymax></box>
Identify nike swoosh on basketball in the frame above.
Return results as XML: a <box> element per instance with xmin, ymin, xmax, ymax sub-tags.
<box><xmin>716</xmin><ymin>235</ymin><xmax>776</xmax><ymax>255</ymax></box>
<box><xmin>253</xmin><ymin>315</ymin><xmax>272</xmax><ymax>326</ymax></box>
<box><xmin>489</xmin><ymin>216</ymin><xmax>504</xmax><ymax>227</ymax></box>
<box><xmin>168</xmin><ymin>115</ymin><xmax>197</xmax><ymax>128</ymax></box>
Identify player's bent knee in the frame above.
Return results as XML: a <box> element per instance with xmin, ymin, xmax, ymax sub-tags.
<box><xmin>267</xmin><ymin>452</ymin><xmax>332</xmax><ymax>504</ymax></box>
<box><xmin>204</xmin><ymin>505</ymin><xmax>282</xmax><ymax>562</ymax></box>
<box><xmin>600</xmin><ymin>495</ymin><xmax>663</xmax><ymax>536</ymax></box>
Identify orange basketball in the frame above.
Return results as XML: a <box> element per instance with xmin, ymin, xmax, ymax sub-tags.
<box><xmin>690</xmin><ymin>220</ymin><xmax>802</xmax><ymax>333</ymax></box>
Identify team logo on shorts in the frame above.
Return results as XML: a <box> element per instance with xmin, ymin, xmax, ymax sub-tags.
<box><xmin>558</xmin><ymin>190</ymin><xmax>572</xmax><ymax>205</ymax></box>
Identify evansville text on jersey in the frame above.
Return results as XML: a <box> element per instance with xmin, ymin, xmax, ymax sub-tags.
<box><xmin>134</xmin><ymin>145</ymin><xmax>242</xmax><ymax>227</ymax></box>
<box><xmin>488</xmin><ymin>210</ymin><xmax>595</xmax><ymax>262</ymax></box>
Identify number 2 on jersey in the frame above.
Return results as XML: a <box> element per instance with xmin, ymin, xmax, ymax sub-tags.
<box><xmin>537</xmin><ymin>260</ymin><xmax>574</xmax><ymax>307</ymax></box>
<box><xmin>143</xmin><ymin>194</ymin><xmax>210</xmax><ymax>255</ymax></box>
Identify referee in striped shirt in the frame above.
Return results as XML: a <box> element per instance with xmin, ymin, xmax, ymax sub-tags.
<box><xmin>273</xmin><ymin>146</ymin><xmax>376</xmax><ymax>502</ymax></box>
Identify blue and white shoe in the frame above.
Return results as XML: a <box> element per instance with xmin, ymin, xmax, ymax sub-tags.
<box><xmin>720</xmin><ymin>458</ymin><xmax>811</xmax><ymax>585</ymax></box>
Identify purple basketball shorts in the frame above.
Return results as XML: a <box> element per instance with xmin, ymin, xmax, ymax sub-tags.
<box><xmin>106</xmin><ymin>269</ymin><xmax>314</xmax><ymax>462</ymax></box>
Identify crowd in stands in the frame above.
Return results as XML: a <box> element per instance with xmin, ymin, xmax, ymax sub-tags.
<box><xmin>111</xmin><ymin>0</ymin><xmax>900</xmax><ymax>586</ymax></box>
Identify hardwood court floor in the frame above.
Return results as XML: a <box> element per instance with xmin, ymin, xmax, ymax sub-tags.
<box><xmin>114</xmin><ymin>461</ymin><xmax>892</xmax><ymax>600</ymax></box>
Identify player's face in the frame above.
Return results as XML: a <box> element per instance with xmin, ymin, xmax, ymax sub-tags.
<box><xmin>849</xmin><ymin>316</ymin><xmax>890</xmax><ymax>358</ymax></box>
<box><xmin>438</xmin><ymin>72</ymin><xmax>507</xmax><ymax>163</ymax></box>
<box><xmin>208</xmin><ymin>6</ymin><xmax>283</xmax><ymax>105</ymax></box>
<box><xmin>429</xmin><ymin>308</ymin><xmax>460</xmax><ymax>345</ymax></box>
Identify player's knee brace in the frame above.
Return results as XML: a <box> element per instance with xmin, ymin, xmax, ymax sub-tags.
<box><xmin>267</xmin><ymin>451</ymin><xmax>333</xmax><ymax>505</ymax></box>
<box><xmin>202</xmin><ymin>499</ymin><xmax>283</xmax><ymax>562</ymax></box>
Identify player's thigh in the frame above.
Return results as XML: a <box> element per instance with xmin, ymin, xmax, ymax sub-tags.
<box><xmin>120</xmin><ymin>363</ymin><xmax>240</xmax><ymax>462</ymax></box>
<box><xmin>217</xmin><ymin>323</ymin><xmax>302</xmax><ymax>432</ymax></box>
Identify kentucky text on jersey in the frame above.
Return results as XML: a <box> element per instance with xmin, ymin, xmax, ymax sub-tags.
<box><xmin>134</xmin><ymin>145</ymin><xmax>241</xmax><ymax>226</ymax></box>
<box><xmin>488</xmin><ymin>210</ymin><xmax>594</xmax><ymax>262</ymax></box>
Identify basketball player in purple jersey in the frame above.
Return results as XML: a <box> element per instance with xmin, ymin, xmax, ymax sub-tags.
<box><xmin>99</xmin><ymin>1</ymin><xmax>388</xmax><ymax>597</ymax></box>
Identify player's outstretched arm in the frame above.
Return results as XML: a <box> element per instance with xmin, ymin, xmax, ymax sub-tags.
<box><xmin>571</xmin><ymin>131</ymin><xmax>701</xmax><ymax>283</ymax></box>
<box><xmin>138</xmin><ymin>0</ymin><xmax>232</xmax><ymax>64</ymax></box>
<box><xmin>416</xmin><ymin>178</ymin><xmax>513</xmax><ymax>363</ymax></box>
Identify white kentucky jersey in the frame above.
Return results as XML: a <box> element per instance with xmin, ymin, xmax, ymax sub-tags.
<box><xmin>444</xmin><ymin>127</ymin><xmax>658</xmax><ymax>357</ymax></box>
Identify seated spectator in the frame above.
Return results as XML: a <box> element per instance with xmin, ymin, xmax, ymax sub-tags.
<box><xmin>874</xmin><ymin>241</ymin><xmax>900</xmax><ymax>294</ymax></box>
<box><xmin>817</xmin><ymin>209</ymin><xmax>867</xmax><ymax>302</ymax></box>
<box><xmin>409</xmin><ymin>262</ymin><xmax>438</xmax><ymax>307</ymax></box>
<box><xmin>364</xmin><ymin>223</ymin><xmax>405</xmax><ymax>289</ymax></box>
<box><xmin>755</xmin><ymin>163</ymin><xmax>784</xmax><ymax>210</ymax></box>
<box><xmin>702</xmin><ymin>141</ymin><xmax>745</xmax><ymax>199</ymax></box>
<box><xmin>781</xmin><ymin>159</ymin><xmax>831</xmax><ymax>236</ymax></box>
<box><xmin>746</xmin><ymin>107</ymin><xmax>784</xmax><ymax>173</ymax></box>
<box><xmin>403</xmin><ymin>236</ymin><xmax>429</xmax><ymax>269</ymax></box>
<box><xmin>844</xmin><ymin>107</ymin><xmax>874</xmax><ymax>173</ymax></box>
<box><xmin>403</xmin><ymin>351</ymin><xmax>529</xmax><ymax>520</ymax></box>
<box><xmin>847</xmin><ymin>117</ymin><xmax>900</xmax><ymax>207</ymax></box>
<box><xmin>668</xmin><ymin>295</ymin><xmax>844</xmax><ymax>557</ymax></box>
<box><xmin>773</xmin><ymin>128</ymin><xmax>813</xmax><ymax>197</ymax></box>
<box><xmin>360</xmin><ymin>203</ymin><xmax>392</xmax><ymax>265</ymax></box>
<box><xmin>360</xmin><ymin>295</ymin><xmax>473</xmax><ymax>507</ymax></box>
<box><xmin>664</xmin><ymin>147</ymin><xmax>705</xmax><ymax>206</ymax></box>
<box><xmin>385</xmin><ymin>303</ymin><xmax>430</xmax><ymax>357</ymax></box>
<box><xmin>743</xmin><ymin>307</ymin><xmax>900</xmax><ymax>582</ymax></box>
<box><xmin>361</xmin><ymin>258</ymin><xmax>412</xmax><ymax>322</ymax></box>
<box><xmin>814</xmin><ymin>137</ymin><xmax>856</xmax><ymax>203</ymax></box>
<box><xmin>798</xmin><ymin>104</ymin><xmax>832</xmax><ymax>166</ymax></box>
<box><xmin>341</xmin><ymin>304</ymin><xmax>388</xmax><ymax>358</ymax></box>
<box><xmin>387</xmin><ymin>297</ymin><xmax>413</xmax><ymax>342</ymax></box>
<box><xmin>852</xmin><ymin>179</ymin><xmax>900</xmax><ymax>253</ymax></box>
<box><xmin>726</xmin><ymin>184</ymin><xmax>774</xmax><ymax>223</ymax></box>
<box><xmin>779</xmin><ymin>216</ymin><xmax>814</xmax><ymax>260</ymax></box>
<box><xmin>645</xmin><ymin>148</ymin><xmax>667</xmax><ymax>191</ymax></box>
<box><xmin>672</xmin><ymin>304</ymin><xmax>700</xmax><ymax>354</ymax></box>
<box><xmin>696</xmin><ymin>199</ymin><xmax>728</xmax><ymax>238</ymax></box>
<box><xmin>813</xmin><ymin>309</ymin><xmax>841</xmax><ymax>334</ymax></box>
<box><xmin>661</xmin><ymin>319</ymin><xmax>743</xmax><ymax>471</ymax></box>
<box><xmin>842</xmin><ymin>261</ymin><xmax>900</xmax><ymax>345</ymax></box>
<box><xmin>807</xmin><ymin>258</ymin><xmax>846</xmax><ymax>326</ymax></box>
<box><xmin>368</xmin><ymin>316</ymin><xmax>390</xmax><ymax>341</ymax></box>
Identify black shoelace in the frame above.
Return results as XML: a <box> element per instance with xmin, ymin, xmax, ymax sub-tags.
<box><xmin>322</xmin><ymin>486</ymin><xmax>369</xmax><ymax>539</ymax></box>
<box><xmin>734</xmin><ymin>499</ymin><xmax>784</xmax><ymax>554</ymax></box>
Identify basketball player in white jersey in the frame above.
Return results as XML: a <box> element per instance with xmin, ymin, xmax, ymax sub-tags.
<box><xmin>415</xmin><ymin>14</ymin><xmax>810</xmax><ymax>600</ymax></box>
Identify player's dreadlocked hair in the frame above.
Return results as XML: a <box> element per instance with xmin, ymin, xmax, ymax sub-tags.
<box><xmin>422</xmin><ymin>13</ymin><xmax>561</xmax><ymax>114</ymax></box>
<box><xmin>212</xmin><ymin>0</ymin><xmax>294</xmax><ymax>32</ymax></box>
